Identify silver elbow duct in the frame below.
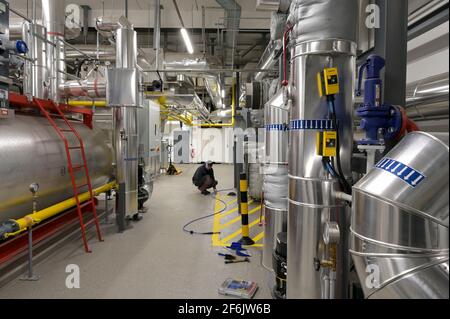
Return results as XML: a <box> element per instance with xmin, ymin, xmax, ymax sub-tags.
<box><xmin>350</xmin><ymin>132</ymin><xmax>449</xmax><ymax>299</ymax></box>
<box><xmin>216</xmin><ymin>0</ymin><xmax>241</xmax><ymax>67</ymax></box>
<box><xmin>95</xmin><ymin>16</ymin><xmax>133</xmax><ymax>40</ymax></box>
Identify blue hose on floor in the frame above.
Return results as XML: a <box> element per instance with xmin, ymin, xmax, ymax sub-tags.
<box><xmin>182</xmin><ymin>188</ymin><xmax>235</xmax><ymax>236</ymax></box>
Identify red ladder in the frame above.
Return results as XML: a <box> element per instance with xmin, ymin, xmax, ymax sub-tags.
<box><xmin>34</xmin><ymin>98</ymin><xmax>103</xmax><ymax>253</ymax></box>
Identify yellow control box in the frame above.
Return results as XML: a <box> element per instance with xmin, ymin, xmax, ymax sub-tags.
<box><xmin>317</xmin><ymin>67</ymin><xmax>340</xmax><ymax>97</ymax></box>
<box><xmin>316</xmin><ymin>131</ymin><xmax>337</xmax><ymax>157</ymax></box>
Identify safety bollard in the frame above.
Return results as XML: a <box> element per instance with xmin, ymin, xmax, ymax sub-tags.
<box><xmin>238</xmin><ymin>173</ymin><xmax>255</xmax><ymax>245</ymax></box>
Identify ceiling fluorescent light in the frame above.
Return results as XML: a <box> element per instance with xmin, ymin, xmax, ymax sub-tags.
<box><xmin>180</xmin><ymin>28</ymin><xmax>194</xmax><ymax>54</ymax></box>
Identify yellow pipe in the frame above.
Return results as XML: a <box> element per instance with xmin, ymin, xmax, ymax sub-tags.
<box><xmin>68</xmin><ymin>100</ymin><xmax>108</xmax><ymax>107</ymax></box>
<box><xmin>5</xmin><ymin>182</ymin><xmax>116</xmax><ymax>238</ymax></box>
<box><xmin>192</xmin><ymin>81</ymin><xmax>236</xmax><ymax>127</ymax></box>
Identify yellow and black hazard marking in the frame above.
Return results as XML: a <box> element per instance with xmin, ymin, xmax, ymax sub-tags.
<box><xmin>211</xmin><ymin>191</ymin><xmax>264</xmax><ymax>248</ymax></box>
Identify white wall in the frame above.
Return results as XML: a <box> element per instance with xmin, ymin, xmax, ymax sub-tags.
<box><xmin>191</xmin><ymin>126</ymin><xmax>234</xmax><ymax>163</ymax></box>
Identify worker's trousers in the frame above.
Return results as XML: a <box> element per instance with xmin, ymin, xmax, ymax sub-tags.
<box><xmin>198</xmin><ymin>175</ymin><xmax>218</xmax><ymax>192</ymax></box>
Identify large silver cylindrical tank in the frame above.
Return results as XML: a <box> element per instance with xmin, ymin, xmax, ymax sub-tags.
<box><xmin>350</xmin><ymin>132</ymin><xmax>449</xmax><ymax>299</ymax></box>
<box><xmin>263</xmin><ymin>90</ymin><xmax>289</xmax><ymax>271</ymax></box>
<box><xmin>0</xmin><ymin>115</ymin><xmax>113</xmax><ymax>221</ymax></box>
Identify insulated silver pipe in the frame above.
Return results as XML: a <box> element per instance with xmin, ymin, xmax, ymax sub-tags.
<box><xmin>286</xmin><ymin>0</ymin><xmax>358</xmax><ymax>299</ymax></box>
<box><xmin>154</xmin><ymin>0</ymin><xmax>161</xmax><ymax>70</ymax></box>
<box><xmin>22</xmin><ymin>22</ymin><xmax>49</xmax><ymax>99</ymax></box>
<box><xmin>42</xmin><ymin>0</ymin><xmax>66</xmax><ymax>102</ymax></box>
<box><xmin>262</xmin><ymin>89</ymin><xmax>289</xmax><ymax>272</ymax></box>
<box><xmin>113</xmin><ymin>26</ymin><xmax>139</xmax><ymax>221</ymax></box>
<box><xmin>59</xmin><ymin>78</ymin><xmax>107</xmax><ymax>99</ymax></box>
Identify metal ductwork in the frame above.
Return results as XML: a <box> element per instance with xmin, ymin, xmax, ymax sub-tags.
<box><xmin>254</xmin><ymin>40</ymin><xmax>282</xmax><ymax>81</ymax></box>
<box><xmin>256</xmin><ymin>0</ymin><xmax>292</xmax><ymax>12</ymax></box>
<box><xmin>216</xmin><ymin>0</ymin><xmax>241</xmax><ymax>67</ymax></box>
<box><xmin>163</xmin><ymin>75</ymin><xmax>210</xmax><ymax>120</ymax></box>
<box><xmin>164</xmin><ymin>58</ymin><xmax>225</xmax><ymax>109</ymax></box>
<box><xmin>350</xmin><ymin>132</ymin><xmax>449</xmax><ymax>299</ymax></box>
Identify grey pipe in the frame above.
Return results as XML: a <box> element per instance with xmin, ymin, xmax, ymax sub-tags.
<box><xmin>154</xmin><ymin>0</ymin><xmax>161</xmax><ymax>69</ymax></box>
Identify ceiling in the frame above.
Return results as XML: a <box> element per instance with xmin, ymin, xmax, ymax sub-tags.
<box><xmin>8</xmin><ymin>0</ymin><xmax>447</xmax><ymax>68</ymax></box>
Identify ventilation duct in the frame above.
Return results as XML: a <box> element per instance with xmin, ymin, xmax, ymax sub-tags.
<box><xmin>163</xmin><ymin>58</ymin><xmax>225</xmax><ymax>109</ymax></box>
<box><xmin>163</xmin><ymin>76</ymin><xmax>210</xmax><ymax>121</ymax></box>
<box><xmin>216</xmin><ymin>0</ymin><xmax>241</xmax><ymax>67</ymax></box>
<box><xmin>256</xmin><ymin>0</ymin><xmax>292</xmax><ymax>12</ymax></box>
<box><xmin>350</xmin><ymin>132</ymin><xmax>449</xmax><ymax>299</ymax></box>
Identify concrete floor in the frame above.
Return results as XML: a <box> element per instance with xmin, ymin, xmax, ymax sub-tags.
<box><xmin>0</xmin><ymin>164</ymin><xmax>272</xmax><ymax>299</ymax></box>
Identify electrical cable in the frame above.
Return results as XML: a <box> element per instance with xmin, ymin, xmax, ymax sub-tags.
<box><xmin>322</xmin><ymin>157</ymin><xmax>338</xmax><ymax>178</ymax></box>
<box><xmin>328</xmin><ymin>97</ymin><xmax>352</xmax><ymax>194</ymax></box>
<box><xmin>182</xmin><ymin>188</ymin><xmax>235</xmax><ymax>236</ymax></box>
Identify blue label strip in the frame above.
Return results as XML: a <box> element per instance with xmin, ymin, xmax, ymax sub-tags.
<box><xmin>265</xmin><ymin>124</ymin><xmax>288</xmax><ymax>131</ymax></box>
<box><xmin>290</xmin><ymin>119</ymin><xmax>335</xmax><ymax>131</ymax></box>
<box><xmin>375</xmin><ymin>157</ymin><xmax>426</xmax><ymax>188</ymax></box>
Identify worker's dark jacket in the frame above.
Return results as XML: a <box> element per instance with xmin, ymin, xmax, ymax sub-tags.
<box><xmin>192</xmin><ymin>165</ymin><xmax>215</xmax><ymax>187</ymax></box>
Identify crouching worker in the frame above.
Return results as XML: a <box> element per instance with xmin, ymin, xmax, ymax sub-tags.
<box><xmin>192</xmin><ymin>161</ymin><xmax>218</xmax><ymax>195</ymax></box>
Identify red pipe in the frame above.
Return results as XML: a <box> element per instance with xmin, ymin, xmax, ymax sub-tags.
<box><xmin>282</xmin><ymin>26</ymin><xmax>294</xmax><ymax>87</ymax></box>
<box><xmin>396</xmin><ymin>106</ymin><xmax>420</xmax><ymax>139</ymax></box>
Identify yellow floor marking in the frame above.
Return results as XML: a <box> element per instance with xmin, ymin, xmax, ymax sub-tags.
<box><xmin>212</xmin><ymin>194</ymin><xmax>264</xmax><ymax>247</ymax></box>
<box><xmin>225</xmin><ymin>198</ymin><xmax>237</xmax><ymax>206</ymax></box>
<box><xmin>219</xmin><ymin>205</ymin><xmax>261</xmax><ymax>230</ymax></box>
<box><xmin>221</xmin><ymin>200</ymin><xmax>254</xmax><ymax>218</ymax></box>
<box><xmin>220</xmin><ymin>216</ymin><xmax>264</xmax><ymax>244</ymax></box>
<box><xmin>252</xmin><ymin>231</ymin><xmax>265</xmax><ymax>243</ymax></box>
<box><xmin>212</xmin><ymin>193</ymin><xmax>224</xmax><ymax>246</ymax></box>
